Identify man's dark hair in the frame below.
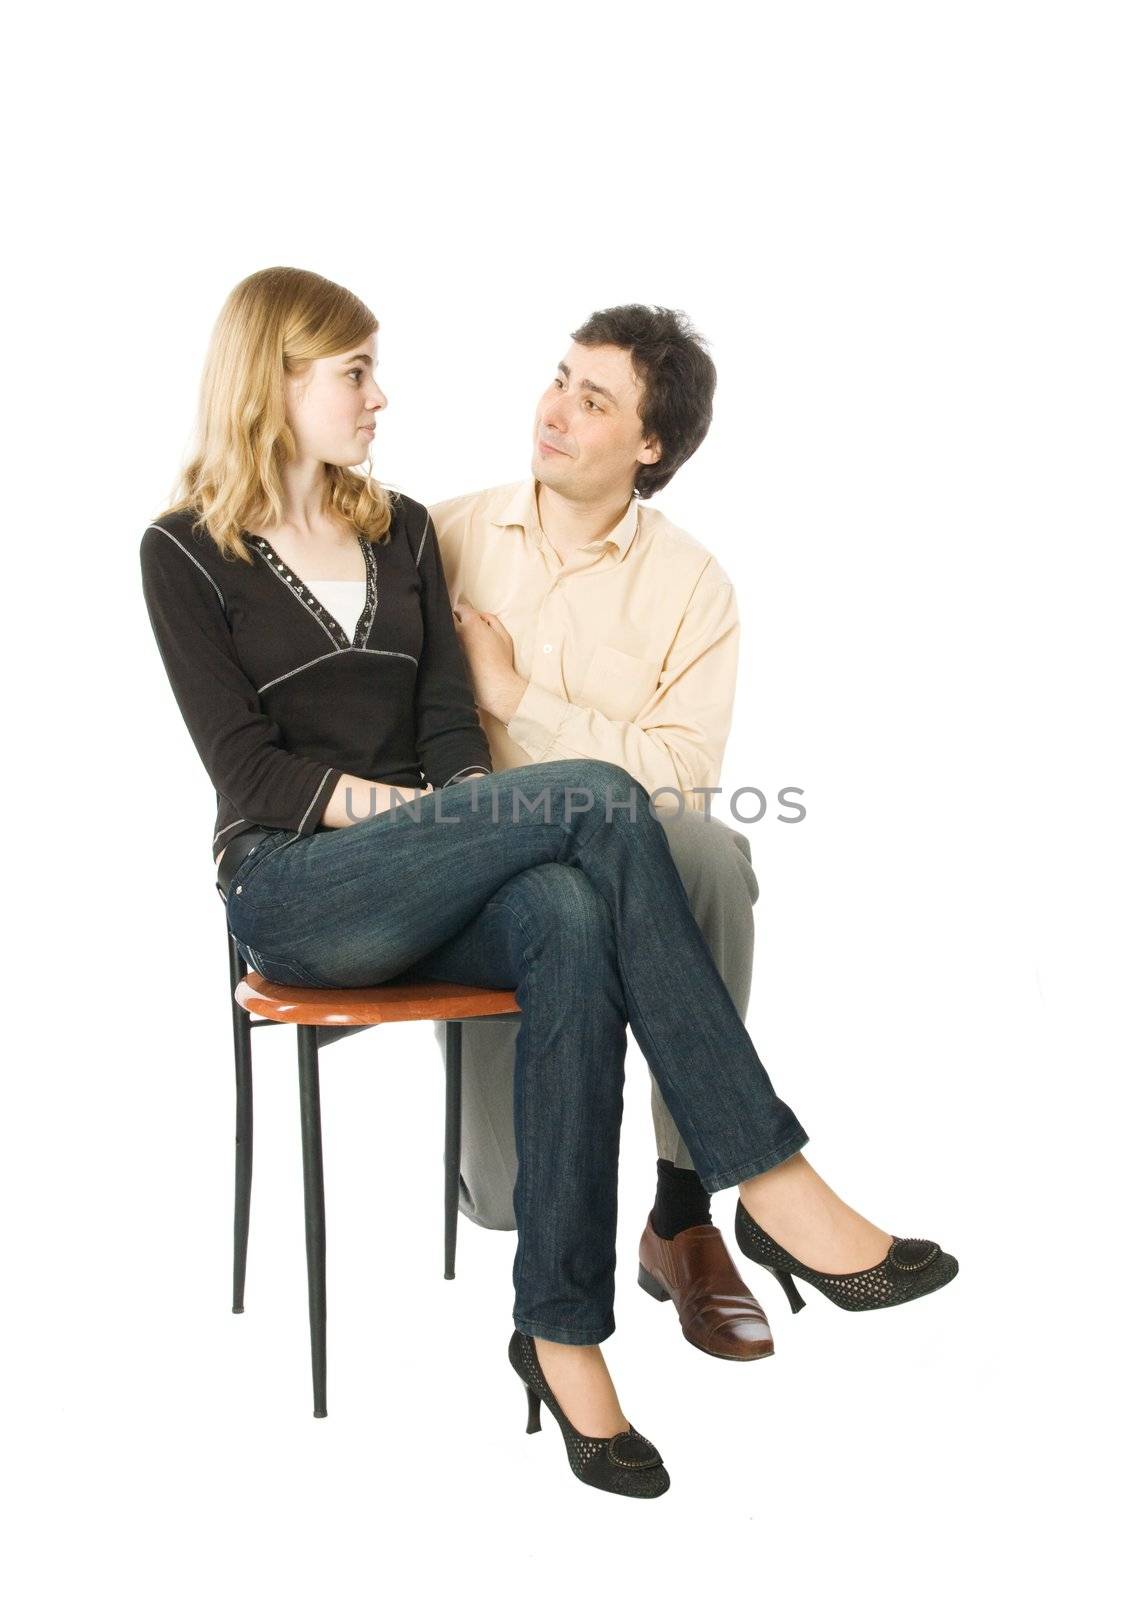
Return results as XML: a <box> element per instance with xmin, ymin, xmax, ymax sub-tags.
<box><xmin>570</xmin><ymin>304</ymin><xmax>716</xmax><ymax>499</ymax></box>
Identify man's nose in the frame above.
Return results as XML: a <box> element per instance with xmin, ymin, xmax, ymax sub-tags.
<box><xmin>540</xmin><ymin>393</ymin><xmax>569</xmax><ymax>432</ymax></box>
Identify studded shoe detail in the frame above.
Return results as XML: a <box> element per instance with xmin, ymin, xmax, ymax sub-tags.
<box><xmin>508</xmin><ymin>1331</ymin><xmax>670</xmax><ymax>1498</ymax></box>
<box><xmin>734</xmin><ymin>1200</ymin><xmax>959</xmax><ymax>1312</ymax></box>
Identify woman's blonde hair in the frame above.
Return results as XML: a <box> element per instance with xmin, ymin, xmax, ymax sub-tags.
<box><xmin>162</xmin><ymin>267</ymin><xmax>393</xmax><ymax>561</ymax></box>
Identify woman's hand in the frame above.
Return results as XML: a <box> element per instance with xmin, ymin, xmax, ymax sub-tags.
<box><xmin>321</xmin><ymin>774</ymin><xmax>430</xmax><ymax>828</ymax></box>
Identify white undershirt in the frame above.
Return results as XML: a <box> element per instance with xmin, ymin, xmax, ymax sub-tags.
<box><xmin>306</xmin><ymin>579</ymin><xmax>367</xmax><ymax>642</ymax></box>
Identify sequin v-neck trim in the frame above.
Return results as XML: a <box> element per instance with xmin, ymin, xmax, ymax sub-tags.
<box><xmin>245</xmin><ymin>532</ymin><xmax>378</xmax><ymax>650</ymax></box>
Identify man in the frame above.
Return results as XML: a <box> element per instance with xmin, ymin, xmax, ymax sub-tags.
<box><xmin>430</xmin><ymin>304</ymin><xmax>773</xmax><ymax>1359</ymax></box>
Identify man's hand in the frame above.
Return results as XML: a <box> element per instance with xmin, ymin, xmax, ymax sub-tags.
<box><xmin>453</xmin><ymin>599</ymin><xmax>526</xmax><ymax>724</ymax></box>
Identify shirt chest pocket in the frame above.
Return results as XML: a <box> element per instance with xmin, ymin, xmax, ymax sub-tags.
<box><xmin>578</xmin><ymin>643</ymin><xmax>662</xmax><ymax>721</ymax></box>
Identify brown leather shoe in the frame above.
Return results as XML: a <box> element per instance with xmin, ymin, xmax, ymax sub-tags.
<box><xmin>637</xmin><ymin>1213</ymin><xmax>775</xmax><ymax>1360</ymax></box>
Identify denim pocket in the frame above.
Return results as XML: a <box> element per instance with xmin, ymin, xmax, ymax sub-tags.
<box><xmin>240</xmin><ymin>943</ymin><xmax>322</xmax><ymax>987</ymax></box>
<box><xmin>226</xmin><ymin>831</ymin><xmax>293</xmax><ymax>903</ymax></box>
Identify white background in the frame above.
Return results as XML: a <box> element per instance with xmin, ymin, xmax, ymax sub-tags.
<box><xmin>5</xmin><ymin>3</ymin><xmax>1140</xmax><ymax>1595</ymax></box>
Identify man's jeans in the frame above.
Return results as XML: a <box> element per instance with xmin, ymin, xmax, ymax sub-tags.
<box><xmin>432</xmin><ymin>807</ymin><xmax>761</xmax><ymax>1229</ymax></box>
<box><xmin>225</xmin><ymin>758</ymin><xmax>808</xmax><ymax>1345</ymax></box>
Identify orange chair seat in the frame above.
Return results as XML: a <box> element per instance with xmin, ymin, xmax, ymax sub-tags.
<box><xmin>235</xmin><ymin>972</ymin><xmax>522</xmax><ymax>1028</ymax></box>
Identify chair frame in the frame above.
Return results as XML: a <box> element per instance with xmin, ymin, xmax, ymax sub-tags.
<box><xmin>225</xmin><ymin>923</ymin><xmax>515</xmax><ymax>1417</ymax></box>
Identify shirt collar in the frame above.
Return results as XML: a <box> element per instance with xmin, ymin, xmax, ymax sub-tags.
<box><xmin>491</xmin><ymin>479</ymin><xmax>640</xmax><ymax>560</ymax></box>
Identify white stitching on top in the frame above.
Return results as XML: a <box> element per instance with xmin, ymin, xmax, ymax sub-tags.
<box><xmin>212</xmin><ymin>817</ymin><xmax>249</xmax><ymax>847</ymax></box>
<box><xmin>150</xmin><ymin>526</ymin><xmax>226</xmax><ymax>611</ymax></box>
<box><xmin>257</xmin><ymin>648</ymin><xmax>419</xmax><ymax>696</ymax></box>
<box><xmin>295</xmin><ymin>768</ymin><xmax>334</xmax><ymax>836</ymax></box>
<box><xmin>360</xmin><ymin>648</ymin><xmax>418</xmax><ymax>666</ymax></box>
<box><xmin>415</xmin><ymin>508</ymin><xmax>430</xmax><ymax>567</ymax></box>
<box><xmin>257</xmin><ymin>652</ymin><xmax>341</xmax><ymax>695</ymax></box>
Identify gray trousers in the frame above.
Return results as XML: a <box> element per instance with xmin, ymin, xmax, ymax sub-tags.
<box><xmin>433</xmin><ymin>807</ymin><xmax>760</xmax><ymax>1230</ymax></box>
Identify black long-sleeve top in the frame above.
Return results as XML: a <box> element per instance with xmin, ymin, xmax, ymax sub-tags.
<box><xmin>140</xmin><ymin>493</ymin><xmax>493</xmax><ymax>860</ymax></box>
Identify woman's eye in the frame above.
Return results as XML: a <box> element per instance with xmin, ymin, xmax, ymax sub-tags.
<box><xmin>349</xmin><ymin>369</ymin><xmax>363</xmax><ymax>382</ymax></box>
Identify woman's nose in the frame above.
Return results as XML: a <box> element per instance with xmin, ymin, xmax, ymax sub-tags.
<box><xmin>370</xmin><ymin>386</ymin><xmax>388</xmax><ymax>411</ymax></box>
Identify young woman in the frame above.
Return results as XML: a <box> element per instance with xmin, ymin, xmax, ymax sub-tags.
<box><xmin>141</xmin><ymin>267</ymin><xmax>958</xmax><ymax>1501</ymax></box>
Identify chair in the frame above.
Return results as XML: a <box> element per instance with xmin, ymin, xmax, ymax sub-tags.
<box><xmin>226</xmin><ymin>926</ymin><xmax>521</xmax><ymax>1417</ymax></box>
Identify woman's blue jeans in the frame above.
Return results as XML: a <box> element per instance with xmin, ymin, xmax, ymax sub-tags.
<box><xmin>224</xmin><ymin>758</ymin><xmax>808</xmax><ymax>1345</ymax></box>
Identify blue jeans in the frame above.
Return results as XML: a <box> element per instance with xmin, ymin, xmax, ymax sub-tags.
<box><xmin>225</xmin><ymin>758</ymin><xmax>808</xmax><ymax>1344</ymax></box>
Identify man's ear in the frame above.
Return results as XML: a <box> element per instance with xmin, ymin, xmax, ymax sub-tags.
<box><xmin>637</xmin><ymin>435</ymin><xmax>662</xmax><ymax>466</ymax></box>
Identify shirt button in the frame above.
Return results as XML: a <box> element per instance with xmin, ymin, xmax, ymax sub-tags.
<box><xmin>542</xmin><ymin>643</ymin><xmax>552</xmax><ymax>654</ymax></box>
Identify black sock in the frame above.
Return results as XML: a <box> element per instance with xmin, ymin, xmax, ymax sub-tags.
<box><xmin>651</xmin><ymin>1158</ymin><xmax>713</xmax><ymax>1239</ymax></box>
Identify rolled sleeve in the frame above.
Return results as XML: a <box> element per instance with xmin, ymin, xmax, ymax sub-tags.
<box><xmin>505</xmin><ymin>679</ymin><xmax>575</xmax><ymax>762</ymax></box>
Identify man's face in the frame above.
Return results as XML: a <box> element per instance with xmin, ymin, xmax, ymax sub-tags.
<box><xmin>531</xmin><ymin>342</ymin><xmax>662</xmax><ymax>503</ymax></box>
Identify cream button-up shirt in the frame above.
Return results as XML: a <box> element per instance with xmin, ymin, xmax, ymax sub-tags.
<box><xmin>429</xmin><ymin>480</ymin><xmax>739</xmax><ymax>811</ymax></box>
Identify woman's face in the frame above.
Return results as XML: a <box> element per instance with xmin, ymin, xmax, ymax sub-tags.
<box><xmin>285</xmin><ymin>332</ymin><xmax>387</xmax><ymax>466</ymax></box>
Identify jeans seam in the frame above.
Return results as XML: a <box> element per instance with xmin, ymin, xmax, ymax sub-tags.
<box><xmin>242</xmin><ymin>945</ymin><xmax>266</xmax><ymax>977</ymax></box>
<box><xmin>264</xmin><ymin>956</ymin><xmax>322</xmax><ymax>986</ymax></box>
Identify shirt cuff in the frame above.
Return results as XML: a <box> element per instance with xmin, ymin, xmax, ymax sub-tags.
<box><xmin>505</xmin><ymin>679</ymin><xmax>574</xmax><ymax>761</ymax></box>
<box><xmin>442</xmin><ymin>764</ymin><xmax>492</xmax><ymax>786</ymax></box>
<box><xmin>296</xmin><ymin>767</ymin><xmax>343</xmax><ymax>835</ymax></box>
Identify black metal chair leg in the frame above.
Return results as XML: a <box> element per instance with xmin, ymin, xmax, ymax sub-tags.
<box><xmin>228</xmin><ymin>931</ymin><xmax>253</xmax><ymax>1315</ymax></box>
<box><xmin>444</xmin><ymin>1019</ymin><xmax>462</xmax><ymax>1280</ymax></box>
<box><xmin>296</xmin><ymin>1025</ymin><xmax>328</xmax><ymax>1419</ymax></box>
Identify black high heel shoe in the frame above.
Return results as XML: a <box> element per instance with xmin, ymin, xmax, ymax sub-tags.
<box><xmin>735</xmin><ymin>1200</ymin><xmax>959</xmax><ymax>1312</ymax></box>
<box><xmin>507</xmin><ymin>1331</ymin><xmax>670</xmax><ymax>1499</ymax></box>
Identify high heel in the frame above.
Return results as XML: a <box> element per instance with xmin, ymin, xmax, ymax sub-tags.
<box><xmin>735</xmin><ymin>1200</ymin><xmax>958</xmax><ymax>1312</ymax></box>
<box><xmin>771</xmin><ymin>1267</ymin><xmax>806</xmax><ymax>1314</ymax></box>
<box><xmin>525</xmin><ymin>1382</ymin><xmax>542</xmax><ymax>1434</ymax></box>
<box><xmin>508</xmin><ymin>1330</ymin><xmax>670</xmax><ymax>1499</ymax></box>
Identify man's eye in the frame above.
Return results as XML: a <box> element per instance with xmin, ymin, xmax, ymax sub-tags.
<box><xmin>584</xmin><ymin>399</ymin><xmax>600</xmax><ymax>412</ymax></box>
<box><xmin>553</xmin><ymin>376</ymin><xmax>565</xmax><ymax>389</ymax></box>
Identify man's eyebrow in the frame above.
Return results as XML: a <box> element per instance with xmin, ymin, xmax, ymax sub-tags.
<box><xmin>556</xmin><ymin>361</ymin><xmax>619</xmax><ymax>406</ymax></box>
<box><xmin>581</xmin><ymin>379</ymin><xmax>619</xmax><ymax>405</ymax></box>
